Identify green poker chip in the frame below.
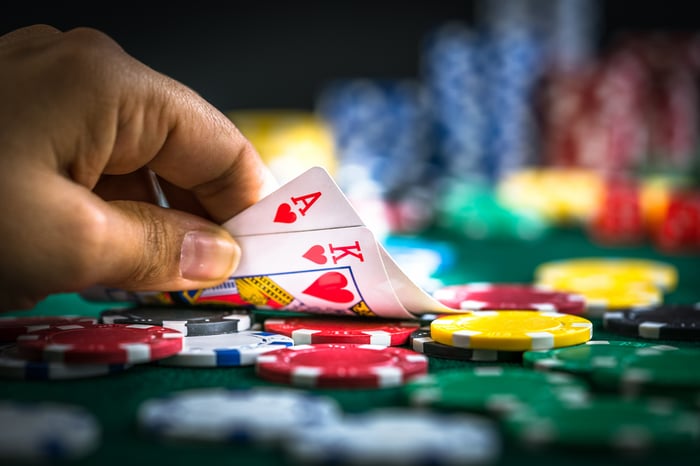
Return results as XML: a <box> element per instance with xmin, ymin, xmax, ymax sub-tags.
<box><xmin>504</xmin><ymin>396</ymin><xmax>700</xmax><ymax>452</ymax></box>
<box><xmin>523</xmin><ymin>340</ymin><xmax>679</xmax><ymax>379</ymax></box>
<box><xmin>592</xmin><ymin>346</ymin><xmax>700</xmax><ymax>394</ymax></box>
<box><xmin>403</xmin><ymin>366</ymin><xmax>589</xmax><ymax>416</ymax></box>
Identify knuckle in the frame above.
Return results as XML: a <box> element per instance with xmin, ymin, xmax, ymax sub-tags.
<box><xmin>60</xmin><ymin>202</ymin><xmax>112</xmax><ymax>288</ymax></box>
<box><xmin>128</xmin><ymin>204</ymin><xmax>175</xmax><ymax>286</ymax></box>
<box><xmin>51</xmin><ymin>28</ymin><xmax>125</xmax><ymax>84</ymax></box>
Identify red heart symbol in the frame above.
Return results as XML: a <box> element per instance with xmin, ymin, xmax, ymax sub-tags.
<box><xmin>302</xmin><ymin>272</ymin><xmax>354</xmax><ymax>303</ymax></box>
<box><xmin>274</xmin><ymin>203</ymin><xmax>297</xmax><ymax>223</ymax></box>
<box><xmin>303</xmin><ymin>245</ymin><xmax>327</xmax><ymax>265</ymax></box>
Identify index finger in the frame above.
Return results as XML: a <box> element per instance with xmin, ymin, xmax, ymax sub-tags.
<box><xmin>145</xmin><ymin>83</ymin><xmax>278</xmax><ymax>222</ymax></box>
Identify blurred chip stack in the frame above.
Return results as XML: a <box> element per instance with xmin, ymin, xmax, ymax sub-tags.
<box><xmin>316</xmin><ymin>79</ymin><xmax>435</xmax><ymax>238</ymax></box>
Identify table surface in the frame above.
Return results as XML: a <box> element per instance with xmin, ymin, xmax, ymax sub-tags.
<box><xmin>2</xmin><ymin>227</ymin><xmax>699</xmax><ymax>466</ymax></box>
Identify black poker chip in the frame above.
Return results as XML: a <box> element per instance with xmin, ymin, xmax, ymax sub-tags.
<box><xmin>99</xmin><ymin>306</ymin><xmax>252</xmax><ymax>337</ymax></box>
<box><xmin>603</xmin><ymin>304</ymin><xmax>700</xmax><ymax>341</ymax></box>
<box><xmin>409</xmin><ymin>328</ymin><xmax>523</xmax><ymax>363</ymax></box>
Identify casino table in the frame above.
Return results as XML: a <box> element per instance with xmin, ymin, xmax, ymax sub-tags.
<box><xmin>1</xmin><ymin>227</ymin><xmax>699</xmax><ymax>466</ymax></box>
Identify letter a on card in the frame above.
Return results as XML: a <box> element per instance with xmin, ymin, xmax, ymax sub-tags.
<box><xmin>223</xmin><ymin>166</ymin><xmax>363</xmax><ymax>236</ymax></box>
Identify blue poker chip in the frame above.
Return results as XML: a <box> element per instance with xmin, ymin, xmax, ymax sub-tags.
<box><xmin>138</xmin><ymin>386</ymin><xmax>342</xmax><ymax>444</ymax></box>
<box><xmin>0</xmin><ymin>401</ymin><xmax>101</xmax><ymax>462</ymax></box>
<box><xmin>157</xmin><ymin>331</ymin><xmax>294</xmax><ymax>367</ymax></box>
<box><xmin>0</xmin><ymin>344</ymin><xmax>131</xmax><ymax>380</ymax></box>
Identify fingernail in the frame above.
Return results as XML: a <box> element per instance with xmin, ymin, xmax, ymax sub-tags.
<box><xmin>180</xmin><ymin>231</ymin><xmax>238</xmax><ymax>281</ymax></box>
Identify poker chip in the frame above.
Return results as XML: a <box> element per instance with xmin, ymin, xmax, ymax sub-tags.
<box><xmin>0</xmin><ymin>315</ymin><xmax>97</xmax><ymax>343</ymax></box>
<box><xmin>157</xmin><ymin>331</ymin><xmax>294</xmax><ymax>367</ymax></box>
<box><xmin>0</xmin><ymin>401</ymin><xmax>101</xmax><ymax>462</ymax></box>
<box><xmin>430</xmin><ymin>311</ymin><xmax>593</xmax><ymax>351</ymax></box>
<box><xmin>255</xmin><ymin>344</ymin><xmax>428</xmax><ymax>389</ymax></box>
<box><xmin>591</xmin><ymin>346</ymin><xmax>700</xmax><ymax>395</ymax></box>
<box><xmin>539</xmin><ymin>278</ymin><xmax>663</xmax><ymax>315</ymax></box>
<box><xmin>534</xmin><ymin>257</ymin><xmax>678</xmax><ymax>291</ymax></box>
<box><xmin>522</xmin><ymin>340</ymin><xmax>680</xmax><ymax>383</ymax></box>
<box><xmin>138</xmin><ymin>386</ymin><xmax>341</xmax><ymax>444</ymax></box>
<box><xmin>283</xmin><ymin>408</ymin><xmax>501</xmax><ymax>465</ymax></box>
<box><xmin>432</xmin><ymin>283</ymin><xmax>586</xmax><ymax>314</ymax></box>
<box><xmin>262</xmin><ymin>316</ymin><xmax>420</xmax><ymax>346</ymax></box>
<box><xmin>100</xmin><ymin>306</ymin><xmax>251</xmax><ymax>336</ymax></box>
<box><xmin>0</xmin><ymin>344</ymin><xmax>131</xmax><ymax>380</ymax></box>
<box><xmin>603</xmin><ymin>304</ymin><xmax>700</xmax><ymax>340</ymax></box>
<box><xmin>504</xmin><ymin>396</ymin><xmax>700</xmax><ymax>452</ymax></box>
<box><xmin>404</xmin><ymin>366</ymin><xmax>589</xmax><ymax>416</ymax></box>
<box><xmin>15</xmin><ymin>323</ymin><xmax>184</xmax><ymax>365</ymax></box>
<box><xmin>409</xmin><ymin>328</ymin><xmax>523</xmax><ymax>362</ymax></box>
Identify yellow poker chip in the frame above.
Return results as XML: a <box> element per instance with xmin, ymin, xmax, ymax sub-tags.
<box><xmin>430</xmin><ymin>311</ymin><xmax>593</xmax><ymax>352</ymax></box>
<box><xmin>539</xmin><ymin>278</ymin><xmax>663</xmax><ymax>316</ymax></box>
<box><xmin>534</xmin><ymin>258</ymin><xmax>678</xmax><ymax>292</ymax></box>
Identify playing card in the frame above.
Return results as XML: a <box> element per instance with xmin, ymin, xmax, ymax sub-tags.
<box><xmin>178</xmin><ymin>226</ymin><xmax>416</xmax><ymax>319</ymax></box>
<box><xmin>223</xmin><ymin>166</ymin><xmax>363</xmax><ymax>236</ymax></box>
<box><xmin>378</xmin><ymin>245</ymin><xmax>455</xmax><ymax>314</ymax></box>
<box><xmin>144</xmin><ymin>166</ymin><xmax>459</xmax><ymax>318</ymax></box>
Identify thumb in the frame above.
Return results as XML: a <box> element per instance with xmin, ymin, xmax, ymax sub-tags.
<box><xmin>101</xmin><ymin>200</ymin><xmax>240</xmax><ymax>291</ymax></box>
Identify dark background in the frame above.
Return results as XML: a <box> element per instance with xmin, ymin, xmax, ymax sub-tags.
<box><xmin>3</xmin><ymin>1</ymin><xmax>700</xmax><ymax>112</ymax></box>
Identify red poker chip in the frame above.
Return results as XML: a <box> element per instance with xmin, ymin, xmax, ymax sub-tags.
<box><xmin>255</xmin><ymin>343</ymin><xmax>428</xmax><ymax>389</ymax></box>
<box><xmin>15</xmin><ymin>323</ymin><xmax>183</xmax><ymax>365</ymax></box>
<box><xmin>263</xmin><ymin>317</ymin><xmax>420</xmax><ymax>346</ymax></box>
<box><xmin>0</xmin><ymin>316</ymin><xmax>97</xmax><ymax>343</ymax></box>
<box><xmin>432</xmin><ymin>283</ymin><xmax>586</xmax><ymax>314</ymax></box>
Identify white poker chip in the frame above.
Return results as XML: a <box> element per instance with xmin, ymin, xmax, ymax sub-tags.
<box><xmin>0</xmin><ymin>401</ymin><xmax>101</xmax><ymax>462</ymax></box>
<box><xmin>157</xmin><ymin>330</ymin><xmax>294</xmax><ymax>367</ymax></box>
<box><xmin>0</xmin><ymin>344</ymin><xmax>131</xmax><ymax>380</ymax></box>
<box><xmin>283</xmin><ymin>408</ymin><xmax>501</xmax><ymax>465</ymax></box>
<box><xmin>137</xmin><ymin>386</ymin><xmax>342</xmax><ymax>444</ymax></box>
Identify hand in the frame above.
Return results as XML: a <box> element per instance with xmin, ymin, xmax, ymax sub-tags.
<box><xmin>0</xmin><ymin>25</ymin><xmax>277</xmax><ymax>311</ymax></box>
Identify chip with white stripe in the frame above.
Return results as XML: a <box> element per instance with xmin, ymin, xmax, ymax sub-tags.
<box><xmin>430</xmin><ymin>311</ymin><xmax>592</xmax><ymax>351</ymax></box>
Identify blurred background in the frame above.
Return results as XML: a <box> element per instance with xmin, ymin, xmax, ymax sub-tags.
<box><xmin>4</xmin><ymin>0</ymin><xmax>700</xmax><ymax>259</ymax></box>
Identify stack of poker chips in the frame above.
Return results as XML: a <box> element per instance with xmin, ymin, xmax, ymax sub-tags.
<box><xmin>541</xmin><ymin>32</ymin><xmax>700</xmax><ymax>179</ymax></box>
<box><xmin>315</xmin><ymin>78</ymin><xmax>436</xmax><ymax>238</ymax></box>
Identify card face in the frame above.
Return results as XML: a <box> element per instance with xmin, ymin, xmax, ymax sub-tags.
<box><xmin>177</xmin><ymin>226</ymin><xmax>416</xmax><ymax>319</ymax></box>
<box><xmin>160</xmin><ymin>166</ymin><xmax>457</xmax><ymax>318</ymax></box>
<box><xmin>223</xmin><ymin>166</ymin><xmax>363</xmax><ymax>236</ymax></box>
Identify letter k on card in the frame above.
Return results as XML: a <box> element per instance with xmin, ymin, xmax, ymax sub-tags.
<box><xmin>223</xmin><ymin>166</ymin><xmax>364</xmax><ymax>237</ymax></box>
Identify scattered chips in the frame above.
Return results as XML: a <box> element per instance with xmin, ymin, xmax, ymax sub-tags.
<box><xmin>284</xmin><ymin>408</ymin><xmax>501</xmax><ymax>465</ymax></box>
<box><xmin>0</xmin><ymin>401</ymin><xmax>101</xmax><ymax>463</ymax></box>
<box><xmin>15</xmin><ymin>323</ymin><xmax>184</xmax><ymax>365</ymax></box>
<box><xmin>0</xmin><ymin>344</ymin><xmax>131</xmax><ymax>380</ymax></box>
<box><xmin>256</xmin><ymin>343</ymin><xmax>428</xmax><ymax>389</ymax></box>
<box><xmin>430</xmin><ymin>311</ymin><xmax>593</xmax><ymax>351</ymax></box>
<box><xmin>603</xmin><ymin>304</ymin><xmax>700</xmax><ymax>340</ymax></box>
<box><xmin>409</xmin><ymin>328</ymin><xmax>523</xmax><ymax>362</ymax></box>
<box><xmin>432</xmin><ymin>283</ymin><xmax>586</xmax><ymax>313</ymax></box>
<box><xmin>100</xmin><ymin>306</ymin><xmax>251</xmax><ymax>336</ymax></box>
<box><xmin>0</xmin><ymin>316</ymin><xmax>97</xmax><ymax>343</ymax></box>
<box><xmin>158</xmin><ymin>331</ymin><xmax>294</xmax><ymax>367</ymax></box>
<box><xmin>263</xmin><ymin>316</ymin><xmax>419</xmax><ymax>346</ymax></box>
<box><xmin>138</xmin><ymin>387</ymin><xmax>341</xmax><ymax>444</ymax></box>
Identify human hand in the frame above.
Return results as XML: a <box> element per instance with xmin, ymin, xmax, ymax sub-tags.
<box><xmin>0</xmin><ymin>25</ymin><xmax>277</xmax><ymax>310</ymax></box>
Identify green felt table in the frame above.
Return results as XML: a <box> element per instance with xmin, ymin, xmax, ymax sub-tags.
<box><xmin>1</xmin><ymin>228</ymin><xmax>699</xmax><ymax>466</ymax></box>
